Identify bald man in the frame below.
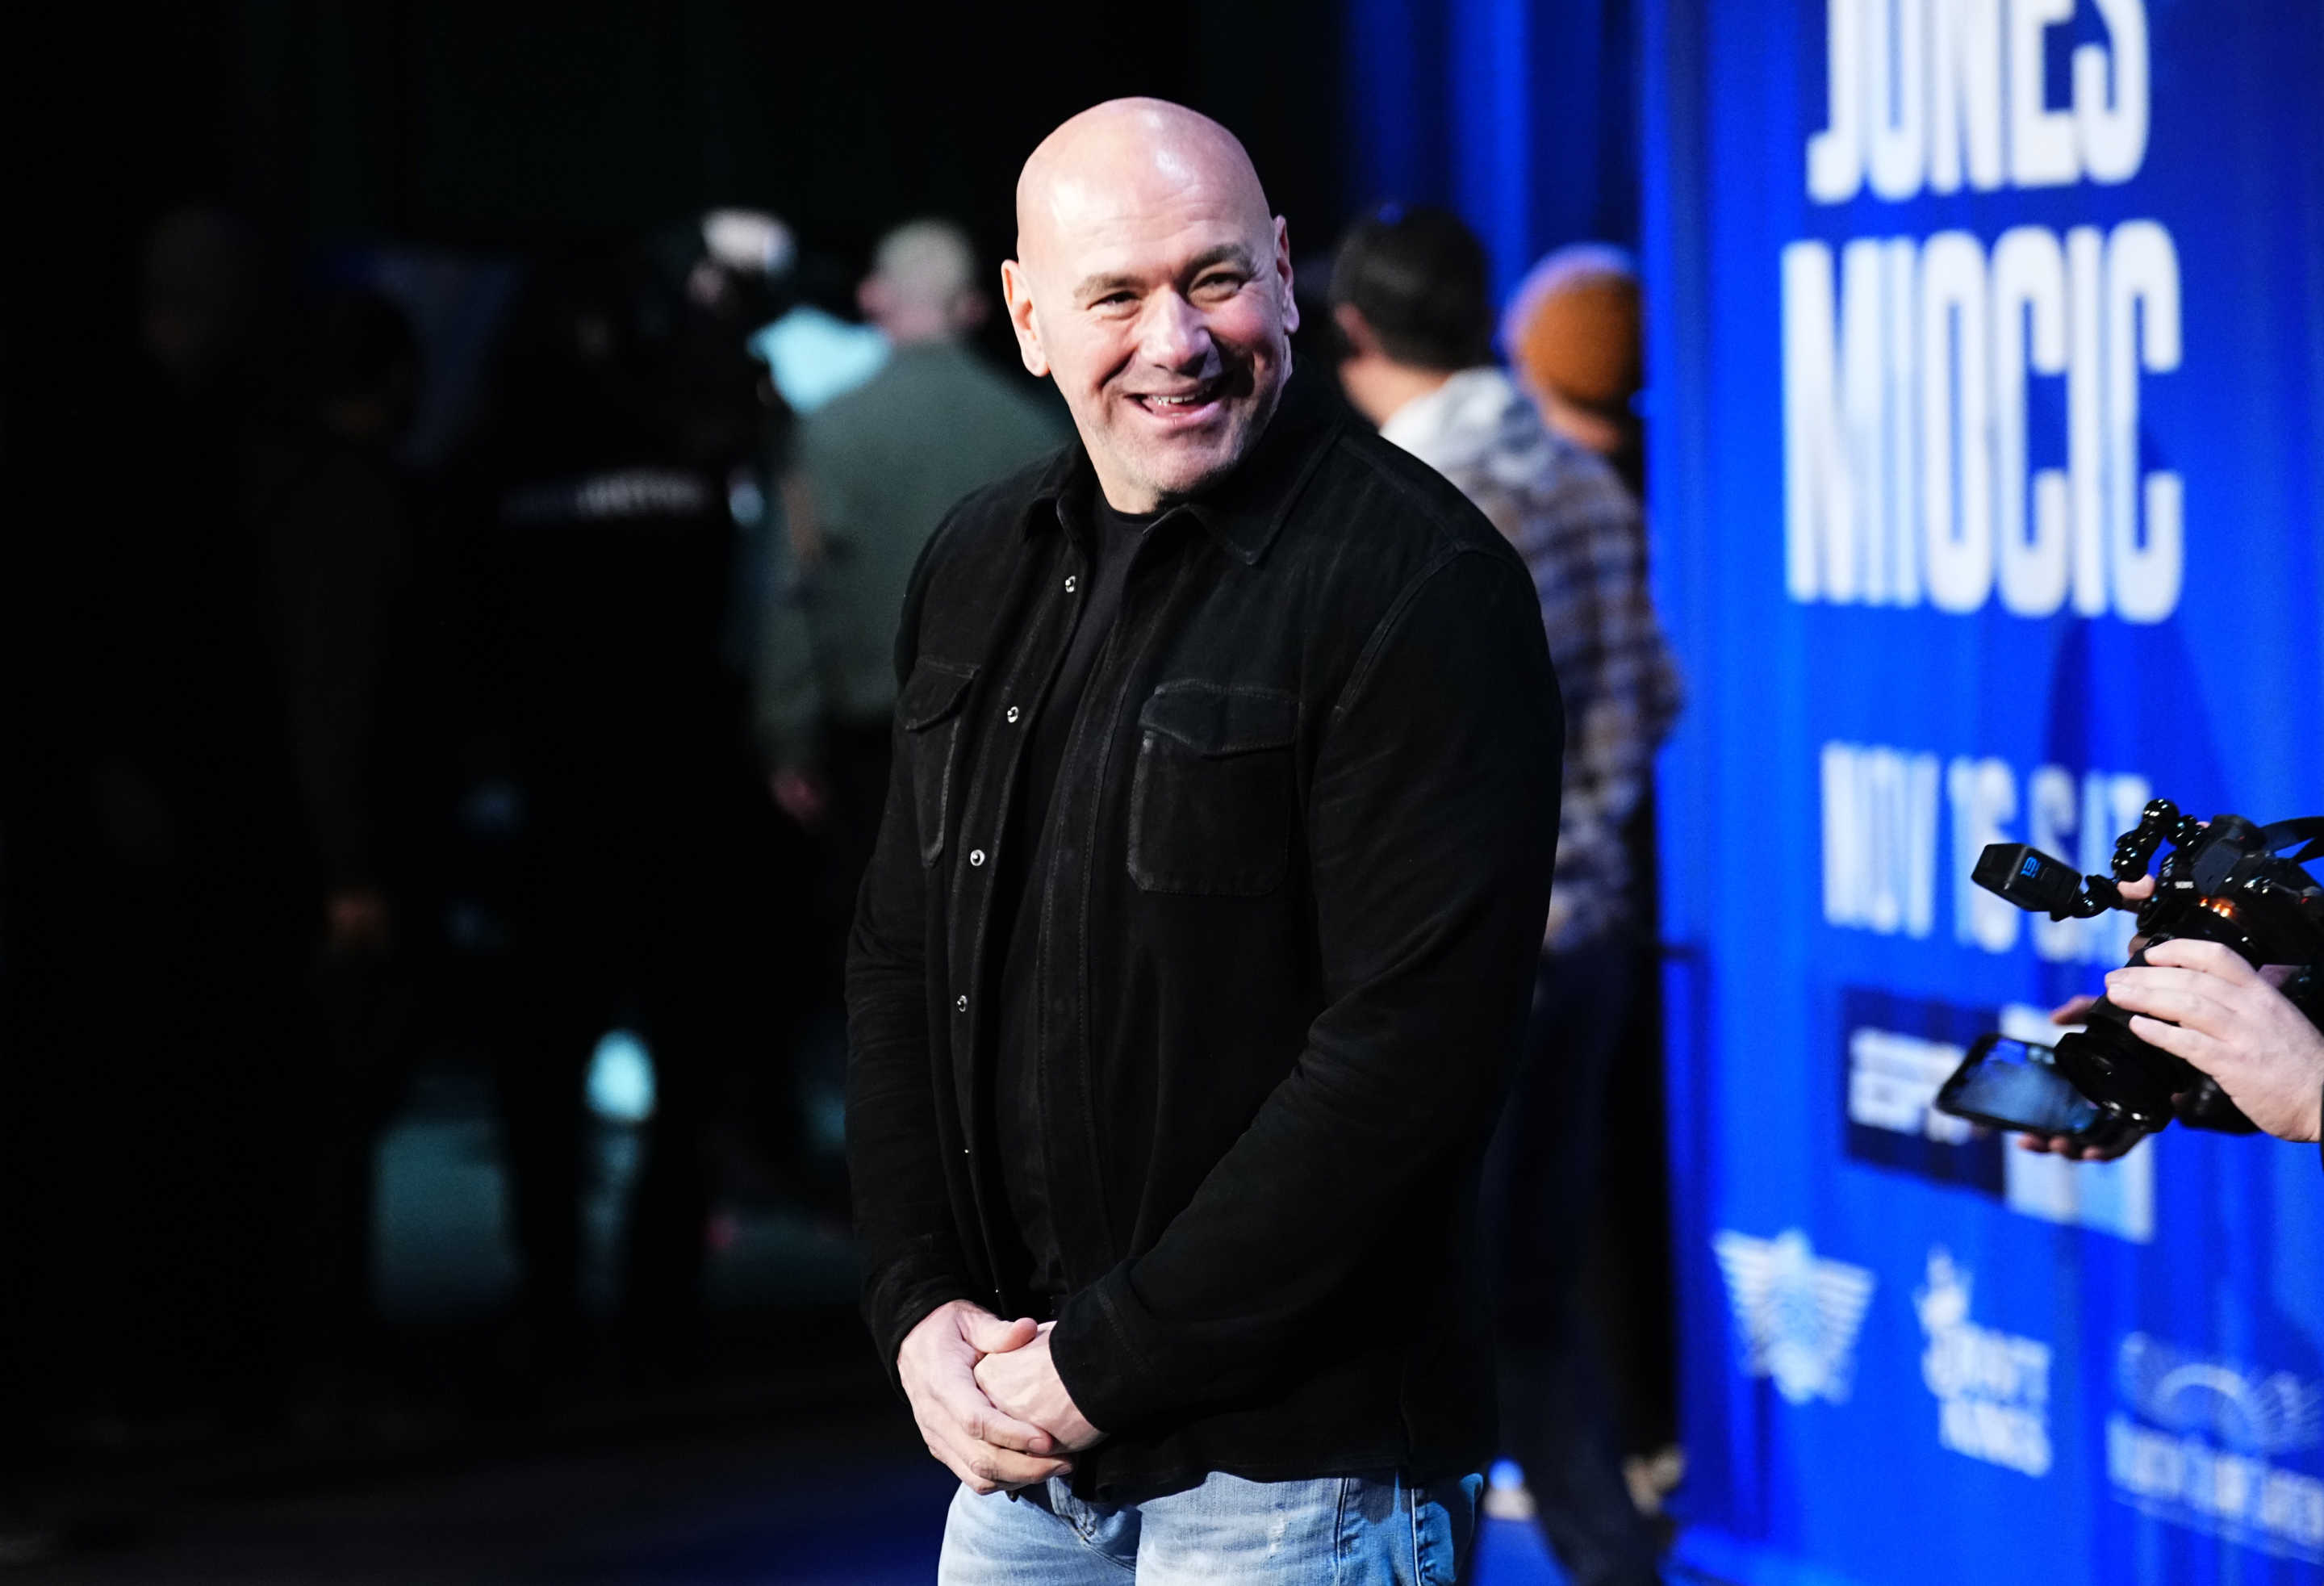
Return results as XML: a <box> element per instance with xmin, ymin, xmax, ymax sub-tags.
<box><xmin>844</xmin><ymin>99</ymin><xmax>1562</xmax><ymax>1583</ymax></box>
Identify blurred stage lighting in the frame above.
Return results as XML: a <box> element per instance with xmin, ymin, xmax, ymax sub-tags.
<box><xmin>587</xmin><ymin>1028</ymin><xmax>657</xmax><ymax>1124</ymax></box>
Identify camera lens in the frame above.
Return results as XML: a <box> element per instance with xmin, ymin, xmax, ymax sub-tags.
<box><xmin>2052</xmin><ymin>1025</ymin><xmax>2180</xmax><ymax>1132</ymax></box>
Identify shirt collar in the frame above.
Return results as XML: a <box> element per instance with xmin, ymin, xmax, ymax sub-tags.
<box><xmin>1021</xmin><ymin>394</ymin><xmax>1336</xmax><ymax>567</ymax></box>
<box><xmin>1376</xmin><ymin>365</ymin><xmax>1519</xmax><ymax>462</ymax></box>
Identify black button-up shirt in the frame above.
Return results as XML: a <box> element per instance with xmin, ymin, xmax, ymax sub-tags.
<box><xmin>991</xmin><ymin>493</ymin><xmax>1157</xmax><ymax>1304</ymax></box>
<box><xmin>846</xmin><ymin>396</ymin><xmax>1562</xmax><ymax>1502</ymax></box>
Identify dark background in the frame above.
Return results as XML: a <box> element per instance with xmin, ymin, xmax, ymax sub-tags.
<box><xmin>4</xmin><ymin>0</ymin><xmax>1347</xmax><ymax>625</ymax></box>
<box><xmin>0</xmin><ymin>5</ymin><xmax>1354</xmax><ymax>1574</ymax></box>
<box><xmin>6</xmin><ymin>1</ymin><xmax>1339</xmax><ymax>385</ymax></box>
<box><xmin>0</xmin><ymin>9</ymin><xmax>1659</xmax><ymax>1580</ymax></box>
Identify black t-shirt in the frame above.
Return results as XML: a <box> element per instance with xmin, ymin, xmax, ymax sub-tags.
<box><xmin>989</xmin><ymin>490</ymin><xmax>1158</xmax><ymax>1304</ymax></box>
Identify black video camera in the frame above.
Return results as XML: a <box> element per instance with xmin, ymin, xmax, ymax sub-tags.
<box><xmin>1934</xmin><ymin>800</ymin><xmax>2324</xmax><ymax>1149</ymax></box>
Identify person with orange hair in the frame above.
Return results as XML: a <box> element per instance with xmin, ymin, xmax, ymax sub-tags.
<box><xmin>1332</xmin><ymin>207</ymin><xmax>1679</xmax><ymax>1586</ymax></box>
<box><xmin>1503</xmin><ymin>245</ymin><xmax>1645</xmax><ymax>499</ymax></box>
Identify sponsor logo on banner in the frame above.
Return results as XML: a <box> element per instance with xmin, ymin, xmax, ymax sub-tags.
<box><xmin>1840</xmin><ymin>986</ymin><xmax>2003</xmax><ymax>1191</ymax></box>
<box><xmin>1712</xmin><ymin>1228</ymin><xmax>1875</xmax><ymax>1405</ymax></box>
<box><xmin>1915</xmin><ymin>1249</ymin><xmax>2051</xmax><ymax>1476</ymax></box>
<box><xmin>1837</xmin><ymin>986</ymin><xmax>2154</xmax><ymax>1242</ymax></box>
<box><xmin>2108</xmin><ymin>1333</ymin><xmax>2324</xmax><ymax>1560</ymax></box>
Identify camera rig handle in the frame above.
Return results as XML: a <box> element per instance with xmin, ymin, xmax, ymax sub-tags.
<box><xmin>2110</xmin><ymin>798</ymin><xmax>2195</xmax><ymax>882</ymax></box>
<box><xmin>1976</xmin><ymin>800</ymin><xmax>2324</xmax><ymax>927</ymax></box>
<box><xmin>2063</xmin><ymin>873</ymin><xmax>2125</xmax><ymax>919</ymax></box>
<box><xmin>2113</xmin><ymin>801</ymin><xmax>2324</xmax><ymax>876</ymax></box>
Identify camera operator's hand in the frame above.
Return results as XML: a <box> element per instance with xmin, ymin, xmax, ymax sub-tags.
<box><xmin>2104</xmin><ymin>939</ymin><xmax>2324</xmax><ymax>1144</ymax></box>
<box><xmin>2015</xmin><ymin>995</ymin><xmax>2142</xmax><ymax>1161</ymax></box>
<box><xmin>2016</xmin><ymin>873</ymin><xmax>2163</xmax><ymax>1162</ymax></box>
<box><xmin>2114</xmin><ymin>873</ymin><xmax>2157</xmax><ymax>953</ymax></box>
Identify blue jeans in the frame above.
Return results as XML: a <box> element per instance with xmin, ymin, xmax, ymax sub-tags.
<box><xmin>938</xmin><ymin>1469</ymin><xmax>1481</xmax><ymax>1584</ymax></box>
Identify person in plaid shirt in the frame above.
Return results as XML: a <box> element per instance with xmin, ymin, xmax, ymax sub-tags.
<box><xmin>1331</xmin><ymin>204</ymin><xmax>1682</xmax><ymax>1586</ymax></box>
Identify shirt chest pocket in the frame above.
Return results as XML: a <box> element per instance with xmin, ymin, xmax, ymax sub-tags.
<box><xmin>898</xmin><ymin>659</ymin><xmax>979</xmax><ymax>868</ymax></box>
<box><xmin>1126</xmin><ymin>682</ymin><xmax>1301</xmax><ymax>896</ymax></box>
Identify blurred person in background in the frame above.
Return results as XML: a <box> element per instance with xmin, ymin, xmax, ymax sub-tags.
<box><xmin>463</xmin><ymin>243</ymin><xmax>788</xmax><ymax>1383</ymax></box>
<box><xmin>1503</xmin><ymin>236</ymin><xmax>1681</xmax><ymax>1486</ymax></box>
<box><xmin>15</xmin><ymin>206</ymin><xmax>306</xmax><ymax>1429</ymax></box>
<box><xmin>688</xmin><ymin>209</ymin><xmax>799</xmax><ymax>331</ymax></box>
<box><xmin>1503</xmin><ymin>245</ymin><xmax>1645</xmax><ymax>500</ymax></box>
<box><xmin>15</xmin><ymin>211</ymin><xmax>432</xmax><ymax>1429</ymax></box>
<box><xmin>682</xmin><ymin>208</ymin><xmax>802</xmax><ymax>684</ymax></box>
<box><xmin>754</xmin><ymin>219</ymin><xmax>1062</xmax><ymax>933</ymax></box>
<box><xmin>1331</xmin><ymin>204</ymin><xmax>1682</xmax><ymax>1586</ymax></box>
<box><xmin>257</xmin><ymin>282</ymin><xmax>437</xmax><ymax>1414</ymax></box>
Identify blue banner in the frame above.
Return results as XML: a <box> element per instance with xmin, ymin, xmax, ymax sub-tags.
<box><xmin>1640</xmin><ymin>2</ymin><xmax>2324</xmax><ymax>1581</ymax></box>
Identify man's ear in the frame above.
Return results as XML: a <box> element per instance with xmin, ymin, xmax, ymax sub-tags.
<box><xmin>999</xmin><ymin>259</ymin><xmax>1049</xmax><ymax>378</ymax></box>
<box><xmin>1332</xmin><ymin>301</ymin><xmax>1377</xmax><ymax>358</ymax></box>
<box><xmin>1273</xmin><ymin>216</ymin><xmax>1299</xmax><ymax>334</ymax></box>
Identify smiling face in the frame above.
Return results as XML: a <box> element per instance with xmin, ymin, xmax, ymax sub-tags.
<box><xmin>1003</xmin><ymin>101</ymin><xmax>1298</xmax><ymax>513</ymax></box>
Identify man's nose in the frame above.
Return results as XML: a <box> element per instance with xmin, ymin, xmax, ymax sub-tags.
<box><xmin>1135</xmin><ymin>291</ymin><xmax>1214</xmax><ymax>372</ymax></box>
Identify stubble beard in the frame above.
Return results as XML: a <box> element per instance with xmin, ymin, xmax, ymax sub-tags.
<box><xmin>1110</xmin><ymin>353</ymin><xmax>1289</xmax><ymax>508</ymax></box>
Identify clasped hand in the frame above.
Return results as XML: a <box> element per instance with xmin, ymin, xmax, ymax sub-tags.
<box><xmin>897</xmin><ymin>1300</ymin><xmax>1104</xmax><ymax>1495</ymax></box>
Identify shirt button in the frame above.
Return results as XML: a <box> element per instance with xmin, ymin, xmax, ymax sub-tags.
<box><xmin>1064</xmin><ymin>575</ymin><xmax>1078</xmax><ymax>593</ymax></box>
<box><xmin>1005</xmin><ymin>705</ymin><xmax>1021</xmax><ymax>724</ymax></box>
<box><xmin>969</xmin><ymin>848</ymin><xmax>986</xmax><ymax>867</ymax></box>
<box><xmin>955</xmin><ymin>994</ymin><xmax>969</xmax><ymax>1013</ymax></box>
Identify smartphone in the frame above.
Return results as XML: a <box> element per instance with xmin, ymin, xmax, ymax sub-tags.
<box><xmin>1934</xmin><ymin>1033</ymin><xmax>2117</xmax><ymax>1141</ymax></box>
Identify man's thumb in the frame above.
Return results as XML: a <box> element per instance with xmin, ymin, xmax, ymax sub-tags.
<box><xmin>963</xmin><ymin>1312</ymin><xmax>1039</xmax><ymax>1355</ymax></box>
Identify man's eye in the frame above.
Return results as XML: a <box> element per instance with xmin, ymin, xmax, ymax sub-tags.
<box><xmin>1193</xmin><ymin>274</ymin><xmax>1247</xmax><ymax>298</ymax></box>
